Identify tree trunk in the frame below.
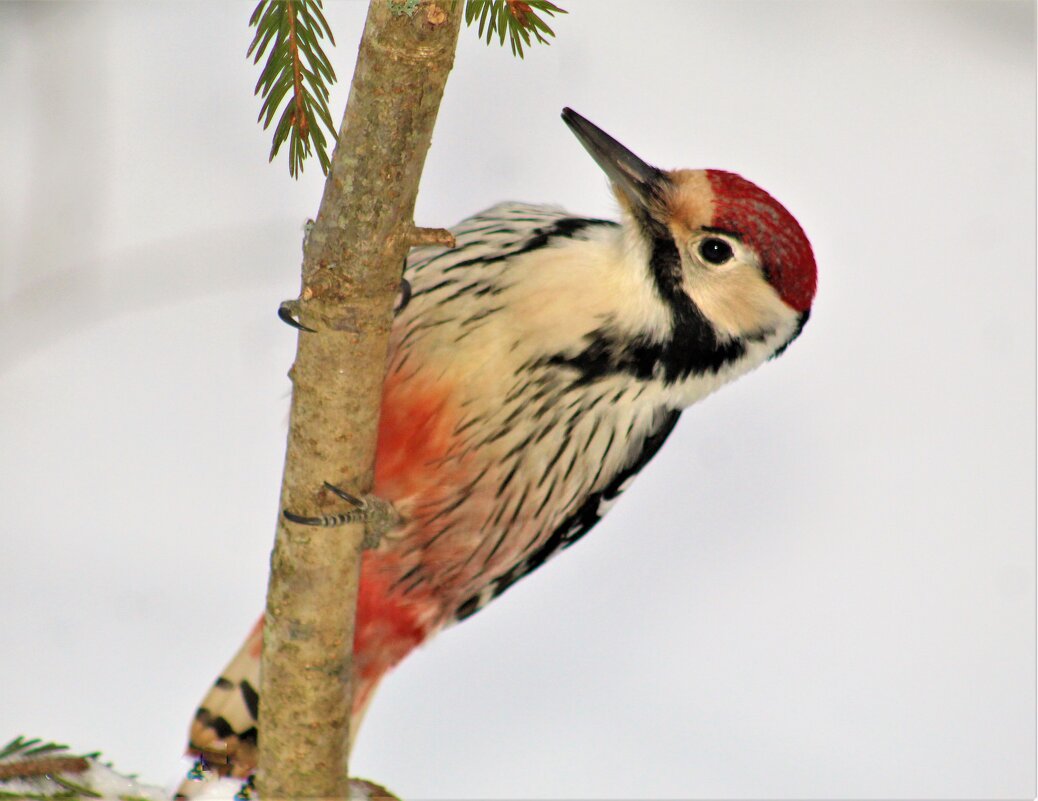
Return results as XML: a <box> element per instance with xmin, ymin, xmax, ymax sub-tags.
<box><xmin>257</xmin><ymin>2</ymin><xmax>462</xmax><ymax>798</ymax></box>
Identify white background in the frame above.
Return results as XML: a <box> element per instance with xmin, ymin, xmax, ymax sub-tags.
<box><xmin>1</xmin><ymin>1</ymin><xmax>1034</xmax><ymax>798</ymax></box>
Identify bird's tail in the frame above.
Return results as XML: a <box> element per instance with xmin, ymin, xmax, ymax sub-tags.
<box><xmin>175</xmin><ymin>617</ymin><xmax>386</xmax><ymax>798</ymax></box>
<box><xmin>185</xmin><ymin>618</ymin><xmax>264</xmax><ymax>782</ymax></box>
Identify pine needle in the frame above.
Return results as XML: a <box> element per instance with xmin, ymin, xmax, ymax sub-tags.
<box><xmin>248</xmin><ymin>0</ymin><xmax>337</xmax><ymax>178</ymax></box>
<box><xmin>463</xmin><ymin>0</ymin><xmax>566</xmax><ymax>58</ymax></box>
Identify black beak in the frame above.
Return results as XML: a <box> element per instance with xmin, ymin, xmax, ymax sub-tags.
<box><xmin>561</xmin><ymin>107</ymin><xmax>666</xmax><ymax>212</ymax></box>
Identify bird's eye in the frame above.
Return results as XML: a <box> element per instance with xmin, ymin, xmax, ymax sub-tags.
<box><xmin>699</xmin><ymin>237</ymin><xmax>734</xmax><ymax>265</ymax></box>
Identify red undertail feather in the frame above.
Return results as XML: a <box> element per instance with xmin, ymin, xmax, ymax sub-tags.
<box><xmin>186</xmin><ymin>369</ymin><xmax>465</xmax><ymax>781</ymax></box>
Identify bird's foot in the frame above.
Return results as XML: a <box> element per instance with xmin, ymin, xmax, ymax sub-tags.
<box><xmin>283</xmin><ymin>482</ymin><xmax>401</xmax><ymax>550</ymax></box>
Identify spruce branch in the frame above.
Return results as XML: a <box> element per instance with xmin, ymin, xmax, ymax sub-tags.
<box><xmin>248</xmin><ymin>0</ymin><xmax>337</xmax><ymax>177</ymax></box>
<box><xmin>0</xmin><ymin>737</ymin><xmax>163</xmax><ymax>801</ymax></box>
<box><xmin>463</xmin><ymin>0</ymin><xmax>566</xmax><ymax>57</ymax></box>
<box><xmin>245</xmin><ymin>0</ymin><xmax>565</xmax><ymax>179</ymax></box>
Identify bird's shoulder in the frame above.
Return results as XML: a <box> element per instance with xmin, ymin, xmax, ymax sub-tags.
<box><xmin>405</xmin><ymin>202</ymin><xmax>619</xmax><ymax>281</ymax></box>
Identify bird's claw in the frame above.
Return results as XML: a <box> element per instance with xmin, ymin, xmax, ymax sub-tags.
<box><xmin>281</xmin><ymin>273</ymin><xmax>408</xmax><ymax>330</ymax></box>
<box><xmin>283</xmin><ymin>482</ymin><xmax>401</xmax><ymax>550</ymax></box>
<box><xmin>394</xmin><ymin>276</ymin><xmax>412</xmax><ymax>314</ymax></box>
<box><xmin>278</xmin><ymin>300</ymin><xmax>316</xmax><ymax>333</ymax></box>
<box><xmin>323</xmin><ymin>481</ymin><xmax>365</xmax><ymax>507</ymax></box>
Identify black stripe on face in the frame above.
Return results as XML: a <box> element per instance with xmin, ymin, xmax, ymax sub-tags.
<box><xmin>541</xmin><ymin>234</ymin><xmax>746</xmax><ymax>386</ymax></box>
<box><xmin>544</xmin><ymin>325</ymin><xmax>744</xmax><ymax>386</ymax></box>
<box><xmin>648</xmin><ymin>235</ymin><xmax>747</xmax><ymax>380</ymax></box>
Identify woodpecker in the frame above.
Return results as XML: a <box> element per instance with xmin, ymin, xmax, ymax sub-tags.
<box><xmin>183</xmin><ymin>108</ymin><xmax>817</xmax><ymax>788</ymax></box>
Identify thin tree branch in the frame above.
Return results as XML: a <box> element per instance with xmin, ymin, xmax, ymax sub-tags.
<box><xmin>258</xmin><ymin>1</ymin><xmax>463</xmax><ymax>799</ymax></box>
<box><xmin>0</xmin><ymin>757</ymin><xmax>89</xmax><ymax>780</ymax></box>
<box><xmin>410</xmin><ymin>226</ymin><xmax>456</xmax><ymax>247</ymax></box>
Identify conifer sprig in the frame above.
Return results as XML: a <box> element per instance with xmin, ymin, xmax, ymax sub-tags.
<box><xmin>248</xmin><ymin>0</ymin><xmax>337</xmax><ymax>178</ymax></box>
<box><xmin>464</xmin><ymin>0</ymin><xmax>566</xmax><ymax>57</ymax></box>
<box><xmin>0</xmin><ymin>737</ymin><xmax>161</xmax><ymax>801</ymax></box>
<box><xmin>248</xmin><ymin>1</ymin><xmax>567</xmax><ymax>176</ymax></box>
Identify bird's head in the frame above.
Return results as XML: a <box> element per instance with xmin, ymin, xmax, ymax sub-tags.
<box><xmin>562</xmin><ymin>108</ymin><xmax>816</xmax><ymax>375</ymax></box>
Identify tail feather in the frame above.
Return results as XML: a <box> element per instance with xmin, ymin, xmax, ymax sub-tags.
<box><xmin>187</xmin><ymin>618</ymin><xmax>263</xmax><ymax>779</ymax></box>
<box><xmin>182</xmin><ymin>556</ymin><xmax>434</xmax><ymax>795</ymax></box>
<box><xmin>181</xmin><ymin>617</ymin><xmax>389</xmax><ymax>792</ymax></box>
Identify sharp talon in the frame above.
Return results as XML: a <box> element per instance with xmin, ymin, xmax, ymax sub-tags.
<box><xmin>323</xmin><ymin>482</ymin><xmax>365</xmax><ymax>507</ymax></box>
<box><xmin>283</xmin><ymin>508</ymin><xmax>354</xmax><ymax>527</ymax></box>
<box><xmin>394</xmin><ymin>276</ymin><xmax>412</xmax><ymax>314</ymax></box>
<box><xmin>283</xmin><ymin>508</ymin><xmax>321</xmax><ymax>526</ymax></box>
<box><xmin>278</xmin><ymin>300</ymin><xmax>316</xmax><ymax>333</ymax></box>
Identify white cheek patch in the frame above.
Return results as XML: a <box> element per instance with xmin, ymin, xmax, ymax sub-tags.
<box><xmin>684</xmin><ymin>261</ymin><xmax>794</xmax><ymax>340</ymax></box>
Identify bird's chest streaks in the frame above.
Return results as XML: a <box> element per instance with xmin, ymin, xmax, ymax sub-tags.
<box><xmin>367</xmin><ymin>203</ymin><xmax>679</xmax><ymax>627</ymax></box>
<box><xmin>372</xmin><ymin>357</ymin><xmax>666</xmax><ymax>623</ymax></box>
